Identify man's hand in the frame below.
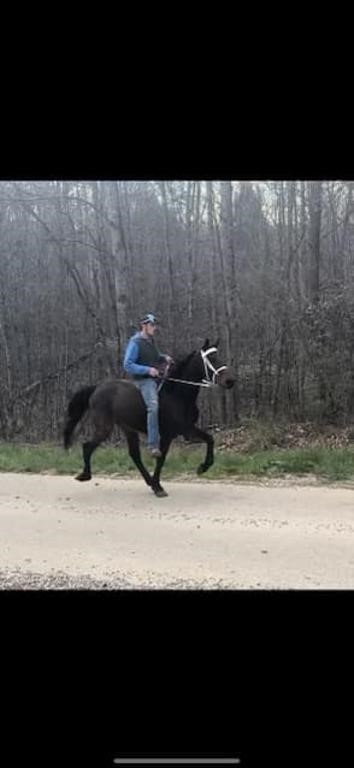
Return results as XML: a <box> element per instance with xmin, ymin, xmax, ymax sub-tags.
<box><xmin>149</xmin><ymin>367</ymin><xmax>160</xmax><ymax>377</ymax></box>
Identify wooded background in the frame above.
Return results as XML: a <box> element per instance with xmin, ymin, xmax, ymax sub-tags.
<box><xmin>1</xmin><ymin>180</ymin><xmax>354</xmax><ymax>441</ymax></box>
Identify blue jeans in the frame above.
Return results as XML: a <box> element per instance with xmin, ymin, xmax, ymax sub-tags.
<box><xmin>135</xmin><ymin>377</ymin><xmax>160</xmax><ymax>449</ymax></box>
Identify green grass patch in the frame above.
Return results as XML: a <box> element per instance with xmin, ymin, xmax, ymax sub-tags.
<box><xmin>1</xmin><ymin>441</ymin><xmax>354</xmax><ymax>481</ymax></box>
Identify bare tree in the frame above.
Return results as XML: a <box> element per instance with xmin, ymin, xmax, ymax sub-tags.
<box><xmin>2</xmin><ymin>179</ymin><xmax>354</xmax><ymax>441</ymax></box>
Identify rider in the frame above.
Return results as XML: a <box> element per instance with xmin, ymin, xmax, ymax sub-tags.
<box><xmin>123</xmin><ymin>313</ymin><xmax>173</xmax><ymax>458</ymax></box>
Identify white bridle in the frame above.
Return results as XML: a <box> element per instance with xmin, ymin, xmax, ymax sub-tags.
<box><xmin>200</xmin><ymin>346</ymin><xmax>227</xmax><ymax>385</ymax></box>
<box><xmin>159</xmin><ymin>346</ymin><xmax>228</xmax><ymax>389</ymax></box>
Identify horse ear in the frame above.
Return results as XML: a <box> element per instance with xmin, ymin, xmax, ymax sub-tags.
<box><xmin>202</xmin><ymin>338</ymin><xmax>210</xmax><ymax>351</ymax></box>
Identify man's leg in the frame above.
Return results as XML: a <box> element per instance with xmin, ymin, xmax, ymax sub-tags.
<box><xmin>137</xmin><ymin>379</ymin><xmax>161</xmax><ymax>453</ymax></box>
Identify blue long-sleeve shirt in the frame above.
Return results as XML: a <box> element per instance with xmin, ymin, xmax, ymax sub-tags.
<box><xmin>123</xmin><ymin>332</ymin><xmax>167</xmax><ymax>377</ymax></box>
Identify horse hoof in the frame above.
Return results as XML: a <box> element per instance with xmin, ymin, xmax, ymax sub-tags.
<box><xmin>75</xmin><ymin>472</ymin><xmax>91</xmax><ymax>482</ymax></box>
<box><xmin>154</xmin><ymin>488</ymin><xmax>168</xmax><ymax>498</ymax></box>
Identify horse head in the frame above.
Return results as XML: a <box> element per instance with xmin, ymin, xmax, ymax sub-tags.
<box><xmin>171</xmin><ymin>340</ymin><xmax>236</xmax><ymax>389</ymax></box>
<box><xmin>200</xmin><ymin>338</ymin><xmax>236</xmax><ymax>389</ymax></box>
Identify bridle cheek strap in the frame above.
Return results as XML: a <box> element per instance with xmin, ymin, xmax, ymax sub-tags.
<box><xmin>201</xmin><ymin>347</ymin><xmax>227</xmax><ymax>384</ymax></box>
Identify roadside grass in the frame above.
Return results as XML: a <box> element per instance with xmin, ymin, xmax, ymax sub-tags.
<box><xmin>1</xmin><ymin>440</ymin><xmax>354</xmax><ymax>481</ymax></box>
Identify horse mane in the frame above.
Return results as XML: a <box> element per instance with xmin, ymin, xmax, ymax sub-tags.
<box><xmin>169</xmin><ymin>350</ymin><xmax>196</xmax><ymax>378</ymax></box>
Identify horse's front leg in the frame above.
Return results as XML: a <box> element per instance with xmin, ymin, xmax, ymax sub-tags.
<box><xmin>151</xmin><ymin>435</ymin><xmax>172</xmax><ymax>498</ymax></box>
<box><xmin>187</xmin><ymin>425</ymin><xmax>214</xmax><ymax>475</ymax></box>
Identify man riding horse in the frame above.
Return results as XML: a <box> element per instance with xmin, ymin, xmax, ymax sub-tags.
<box><xmin>64</xmin><ymin>329</ymin><xmax>236</xmax><ymax>497</ymax></box>
<box><xmin>123</xmin><ymin>313</ymin><xmax>173</xmax><ymax>458</ymax></box>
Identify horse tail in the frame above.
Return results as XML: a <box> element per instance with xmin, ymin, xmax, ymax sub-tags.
<box><xmin>63</xmin><ymin>385</ymin><xmax>97</xmax><ymax>449</ymax></box>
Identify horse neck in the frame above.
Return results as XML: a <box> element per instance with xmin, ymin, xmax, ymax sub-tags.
<box><xmin>162</xmin><ymin>379</ymin><xmax>200</xmax><ymax>404</ymax></box>
<box><xmin>165</xmin><ymin>357</ymin><xmax>203</xmax><ymax>401</ymax></box>
<box><xmin>181</xmin><ymin>357</ymin><xmax>204</xmax><ymax>385</ymax></box>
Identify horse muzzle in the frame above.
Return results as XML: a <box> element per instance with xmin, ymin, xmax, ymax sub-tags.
<box><xmin>217</xmin><ymin>368</ymin><xmax>236</xmax><ymax>389</ymax></box>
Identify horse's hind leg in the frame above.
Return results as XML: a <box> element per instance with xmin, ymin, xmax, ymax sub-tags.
<box><xmin>76</xmin><ymin>425</ymin><xmax>112</xmax><ymax>481</ymax></box>
<box><xmin>123</xmin><ymin>429</ymin><xmax>153</xmax><ymax>488</ymax></box>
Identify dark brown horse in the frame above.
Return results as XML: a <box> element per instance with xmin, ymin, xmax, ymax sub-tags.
<box><xmin>63</xmin><ymin>339</ymin><xmax>236</xmax><ymax>497</ymax></box>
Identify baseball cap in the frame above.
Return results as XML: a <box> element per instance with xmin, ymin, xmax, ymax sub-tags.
<box><xmin>140</xmin><ymin>313</ymin><xmax>157</xmax><ymax>325</ymax></box>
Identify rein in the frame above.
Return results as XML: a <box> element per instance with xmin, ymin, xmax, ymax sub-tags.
<box><xmin>159</xmin><ymin>347</ymin><xmax>226</xmax><ymax>390</ymax></box>
<box><xmin>163</xmin><ymin>377</ymin><xmax>213</xmax><ymax>388</ymax></box>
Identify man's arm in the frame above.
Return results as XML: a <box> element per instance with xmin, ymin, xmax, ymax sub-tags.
<box><xmin>156</xmin><ymin>344</ymin><xmax>173</xmax><ymax>365</ymax></box>
<box><xmin>123</xmin><ymin>339</ymin><xmax>152</xmax><ymax>376</ymax></box>
<box><xmin>153</xmin><ymin>341</ymin><xmax>172</xmax><ymax>366</ymax></box>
